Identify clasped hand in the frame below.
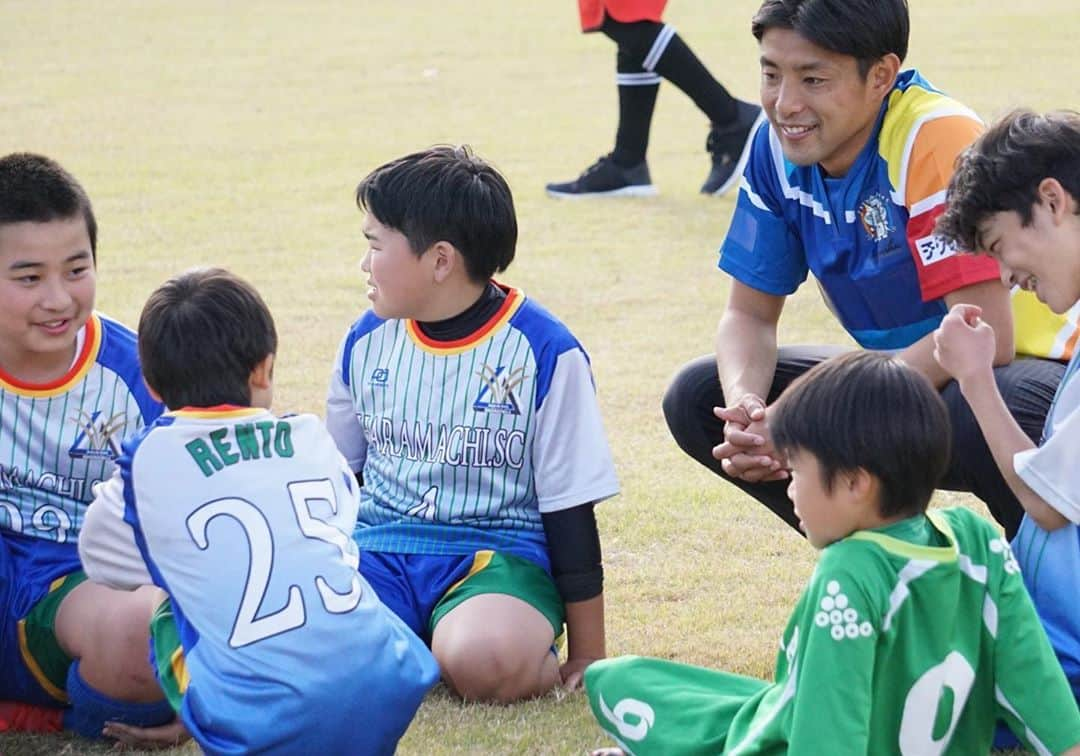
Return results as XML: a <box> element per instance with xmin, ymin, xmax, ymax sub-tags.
<box><xmin>711</xmin><ymin>394</ymin><xmax>787</xmax><ymax>483</ymax></box>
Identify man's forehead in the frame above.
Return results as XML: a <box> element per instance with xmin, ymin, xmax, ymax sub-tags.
<box><xmin>759</xmin><ymin>28</ymin><xmax>851</xmax><ymax>69</ymax></box>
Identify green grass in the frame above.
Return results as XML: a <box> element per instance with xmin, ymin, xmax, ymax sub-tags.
<box><xmin>2</xmin><ymin>0</ymin><xmax>1078</xmax><ymax>752</ymax></box>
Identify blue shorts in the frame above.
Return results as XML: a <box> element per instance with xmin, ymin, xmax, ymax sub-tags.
<box><xmin>358</xmin><ymin>550</ymin><xmax>564</xmax><ymax>642</ymax></box>
<box><xmin>0</xmin><ymin>530</ymin><xmax>83</xmax><ymax>705</ymax></box>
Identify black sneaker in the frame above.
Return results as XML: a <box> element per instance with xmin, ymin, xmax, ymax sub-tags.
<box><xmin>701</xmin><ymin>100</ymin><xmax>766</xmax><ymax>196</ymax></box>
<box><xmin>545</xmin><ymin>154</ymin><xmax>657</xmax><ymax>199</ymax></box>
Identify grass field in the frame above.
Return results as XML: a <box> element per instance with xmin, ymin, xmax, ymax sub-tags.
<box><xmin>2</xmin><ymin>0</ymin><xmax>1078</xmax><ymax>753</ymax></box>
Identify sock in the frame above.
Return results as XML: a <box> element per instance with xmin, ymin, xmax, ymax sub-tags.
<box><xmin>62</xmin><ymin>660</ymin><xmax>175</xmax><ymax>739</ymax></box>
<box><xmin>0</xmin><ymin>700</ymin><xmax>64</xmax><ymax>733</ymax></box>
<box><xmin>651</xmin><ymin>30</ymin><xmax>739</xmax><ymax>126</ymax></box>
<box><xmin>612</xmin><ymin>73</ymin><xmax>659</xmax><ymax>166</ymax></box>
<box><xmin>603</xmin><ymin>18</ymin><xmax>662</xmax><ymax>167</ymax></box>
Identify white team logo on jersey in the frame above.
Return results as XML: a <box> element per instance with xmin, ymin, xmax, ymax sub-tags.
<box><xmin>68</xmin><ymin>410</ymin><xmax>127</xmax><ymax>460</ymax></box>
<box><xmin>859</xmin><ymin>193</ymin><xmax>893</xmax><ymax>242</ymax></box>
<box><xmin>813</xmin><ymin>580</ymin><xmax>874</xmax><ymax>641</ymax></box>
<box><xmin>914</xmin><ymin>233</ymin><xmax>959</xmax><ymax>266</ymax></box>
<box><xmin>988</xmin><ymin>537</ymin><xmax>1020</xmax><ymax>574</ymax></box>
<box><xmin>473</xmin><ymin>365</ymin><xmax>528</xmax><ymax>415</ymax></box>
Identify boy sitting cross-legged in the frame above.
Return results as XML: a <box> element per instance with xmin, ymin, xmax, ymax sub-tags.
<box><xmin>327</xmin><ymin>145</ymin><xmax>620</xmax><ymax>702</ymax></box>
<box><xmin>79</xmin><ymin>267</ymin><xmax>440</xmax><ymax>754</ymax></box>
<box><xmin>585</xmin><ymin>351</ymin><xmax>1080</xmax><ymax>755</ymax></box>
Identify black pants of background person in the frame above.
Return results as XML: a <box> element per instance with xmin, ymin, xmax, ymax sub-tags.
<box><xmin>663</xmin><ymin>347</ymin><xmax>1065</xmax><ymax>540</ymax></box>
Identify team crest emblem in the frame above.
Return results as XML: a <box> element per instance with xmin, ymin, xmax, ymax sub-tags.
<box><xmin>858</xmin><ymin>193</ymin><xmax>893</xmax><ymax>242</ymax></box>
<box><xmin>68</xmin><ymin>410</ymin><xmax>127</xmax><ymax>460</ymax></box>
<box><xmin>473</xmin><ymin>365</ymin><xmax>527</xmax><ymax>415</ymax></box>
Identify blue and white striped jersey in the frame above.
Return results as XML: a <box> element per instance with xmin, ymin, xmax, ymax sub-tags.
<box><xmin>326</xmin><ymin>285</ymin><xmax>619</xmax><ymax>563</ymax></box>
<box><xmin>0</xmin><ymin>312</ymin><xmax>160</xmax><ymax>546</ymax></box>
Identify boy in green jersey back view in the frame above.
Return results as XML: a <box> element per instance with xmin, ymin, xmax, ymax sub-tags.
<box><xmin>586</xmin><ymin>352</ymin><xmax>1080</xmax><ymax>755</ymax></box>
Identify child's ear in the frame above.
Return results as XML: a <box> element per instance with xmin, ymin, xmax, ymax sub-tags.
<box><xmin>1038</xmin><ymin>177</ymin><xmax>1072</xmax><ymax>221</ymax></box>
<box><xmin>430</xmin><ymin>240</ymin><xmax>462</xmax><ymax>284</ymax></box>
<box><xmin>249</xmin><ymin>354</ymin><xmax>274</xmax><ymax>390</ymax></box>
<box><xmin>845</xmin><ymin>467</ymin><xmax>876</xmax><ymax>499</ymax></box>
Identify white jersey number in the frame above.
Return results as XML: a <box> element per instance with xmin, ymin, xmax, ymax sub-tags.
<box><xmin>186</xmin><ymin>478</ymin><xmax>362</xmax><ymax>648</ymax></box>
<box><xmin>899</xmin><ymin>651</ymin><xmax>976</xmax><ymax>755</ymax></box>
<box><xmin>0</xmin><ymin>500</ymin><xmax>73</xmax><ymax>544</ymax></box>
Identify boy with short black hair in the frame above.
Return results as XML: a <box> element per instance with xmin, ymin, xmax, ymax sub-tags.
<box><xmin>79</xmin><ymin>267</ymin><xmax>440</xmax><ymax>754</ymax></box>
<box><xmin>0</xmin><ymin>152</ymin><xmax>174</xmax><ymax>737</ymax></box>
<box><xmin>327</xmin><ymin>145</ymin><xmax>620</xmax><ymax>702</ymax></box>
<box><xmin>586</xmin><ymin>352</ymin><xmax>1080</xmax><ymax>755</ymax></box>
<box><xmin>934</xmin><ymin>109</ymin><xmax>1080</xmax><ymax>701</ymax></box>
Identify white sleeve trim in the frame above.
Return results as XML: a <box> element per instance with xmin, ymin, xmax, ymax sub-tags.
<box><xmin>533</xmin><ymin>349</ymin><xmax>619</xmax><ymax>513</ymax></box>
<box><xmin>1014</xmin><ymin>397</ymin><xmax>1080</xmax><ymax>522</ymax></box>
<box><xmin>325</xmin><ymin>333</ymin><xmax>367</xmax><ymax>473</ymax></box>
<box><xmin>78</xmin><ymin>470</ymin><xmax>154</xmax><ymax>589</ymax></box>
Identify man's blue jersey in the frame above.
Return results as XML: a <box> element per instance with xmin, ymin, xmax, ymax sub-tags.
<box><xmin>80</xmin><ymin>407</ymin><xmax>440</xmax><ymax>755</ymax></box>
<box><xmin>719</xmin><ymin>69</ymin><xmax>1076</xmax><ymax>355</ymax></box>
<box><xmin>326</xmin><ymin>285</ymin><xmax>619</xmax><ymax>566</ymax></box>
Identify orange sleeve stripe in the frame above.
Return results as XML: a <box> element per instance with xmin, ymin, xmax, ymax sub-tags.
<box><xmin>904</xmin><ymin>116</ymin><xmax>983</xmax><ymax>210</ymax></box>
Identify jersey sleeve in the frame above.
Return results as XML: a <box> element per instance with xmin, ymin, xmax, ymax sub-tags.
<box><xmin>325</xmin><ymin>331</ymin><xmax>367</xmax><ymax>473</ymax></box>
<box><xmin>901</xmin><ymin>115</ymin><xmax>1000</xmax><ymax>301</ymax></box>
<box><xmin>784</xmin><ymin>562</ymin><xmax>878</xmax><ymax>754</ymax></box>
<box><xmin>78</xmin><ymin>469</ymin><xmax>154</xmax><ymax>589</ymax></box>
<box><xmin>532</xmin><ymin>348</ymin><xmax>619</xmax><ymax>513</ymax></box>
<box><xmin>718</xmin><ymin>126</ymin><xmax>809</xmax><ymax>296</ymax></box>
<box><xmin>1014</xmin><ymin>380</ymin><xmax>1080</xmax><ymax>522</ymax></box>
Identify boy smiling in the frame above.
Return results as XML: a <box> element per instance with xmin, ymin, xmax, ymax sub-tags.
<box><xmin>933</xmin><ymin>109</ymin><xmax>1080</xmax><ymax>709</ymax></box>
<box><xmin>0</xmin><ymin>153</ymin><xmax>173</xmax><ymax>737</ymax></box>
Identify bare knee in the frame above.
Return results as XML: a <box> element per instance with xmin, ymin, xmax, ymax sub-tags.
<box><xmin>56</xmin><ymin>583</ymin><xmax>165</xmax><ymax>702</ymax></box>
<box><xmin>431</xmin><ymin>594</ymin><xmax>559</xmax><ymax>704</ymax></box>
<box><xmin>435</xmin><ymin>631</ymin><xmax>557</xmax><ymax>703</ymax></box>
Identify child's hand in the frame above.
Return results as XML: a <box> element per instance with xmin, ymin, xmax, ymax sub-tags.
<box><xmin>933</xmin><ymin>304</ymin><xmax>997</xmax><ymax>386</ymax></box>
<box><xmin>560</xmin><ymin>656</ymin><xmax>601</xmax><ymax>691</ymax></box>
<box><xmin>103</xmin><ymin>717</ymin><xmax>189</xmax><ymax>750</ymax></box>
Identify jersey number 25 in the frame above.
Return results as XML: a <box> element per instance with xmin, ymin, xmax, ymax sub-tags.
<box><xmin>186</xmin><ymin>478</ymin><xmax>363</xmax><ymax>648</ymax></box>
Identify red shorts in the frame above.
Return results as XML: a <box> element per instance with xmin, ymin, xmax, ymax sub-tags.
<box><xmin>578</xmin><ymin>0</ymin><xmax>667</xmax><ymax>31</ymax></box>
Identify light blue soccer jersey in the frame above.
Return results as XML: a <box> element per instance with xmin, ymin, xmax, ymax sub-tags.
<box><xmin>81</xmin><ymin>407</ymin><xmax>439</xmax><ymax>755</ymax></box>
<box><xmin>326</xmin><ymin>286</ymin><xmax>619</xmax><ymax>564</ymax></box>
<box><xmin>1011</xmin><ymin>348</ymin><xmax>1080</xmax><ymax>696</ymax></box>
<box><xmin>719</xmin><ymin>69</ymin><xmax>1005</xmax><ymax>351</ymax></box>
<box><xmin>0</xmin><ymin>313</ymin><xmax>160</xmax><ymax>547</ymax></box>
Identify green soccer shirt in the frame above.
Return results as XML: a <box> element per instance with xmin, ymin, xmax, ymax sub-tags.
<box><xmin>588</xmin><ymin>508</ymin><xmax>1080</xmax><ymax>755</ymax></box>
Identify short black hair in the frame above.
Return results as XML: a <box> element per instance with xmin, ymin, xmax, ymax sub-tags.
<box><xmin>771</xmin><ymin>351</ymin><xmax>950</xmax><ymax>519</ymax></box>
<box><xmin>139</xmin><ymin>268</ymin><xmax>277</xmax><ymax>410</ymax></box>
<box><xmin>356</xmin><ymin>145</ymin><xmax>516</xmax><ymax>283</ymax></box>
<box><xmin>937</xmin><ymin>109</ymin><xmax>1080</xmax><ymax>253</ymax></box>
<box><xmin>0</xmin><ymin>153</ymin><xmax>98</xmax><ymax>259</ymax></box>
<box><xmin>752</xmin><ymin>0</ymin><xmax>909</xmax><ymax>77</ymax></box>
